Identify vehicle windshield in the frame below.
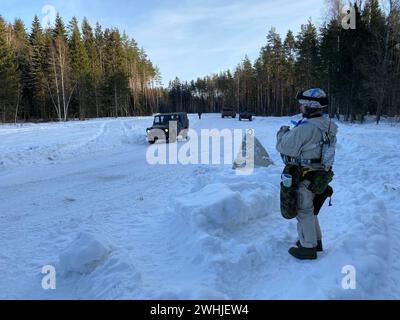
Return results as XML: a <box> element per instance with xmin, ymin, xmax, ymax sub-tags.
<box><xmin>154</xmin><ymin>114</ymin><xmax>180</xmax><ymax>124</ymax></box>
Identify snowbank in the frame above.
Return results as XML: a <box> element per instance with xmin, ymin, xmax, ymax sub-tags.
<box><xmin>57</xmin><ymin>233</ymin><xmax>142</xmax><ymax>299</ymax></box>
<box><xmin>58</xmin><ymin>233</ymin><xmax>111</xmax><ymax>275</ymax></box>
<box><xmin>176</xmin><ymin>182</ymin><xmax>276</xmax><ymax>232</ymax></box>
<box><xmin>167</xmin><ymin>176</ymin><xmax>281</xmax><ymax>298</ymax></box>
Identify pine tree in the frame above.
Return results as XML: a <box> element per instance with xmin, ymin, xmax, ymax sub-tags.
<box><xmin>29</xmin><ymin>15</ymin><xmax>47</xmax><ymax>119</ymax></box>
<box><xmin>82</xmin><ymin>18</ymin><xmax>101</xmax><ymax>117</ymax></box>
<box><xmin>11</xmin><ymin>18</ymin><xmax>30</xmax><ymax>122</ymax></box>
<box><xmin>283</xmin><ymin>30</ymin><xmax>297</xmax><ymax>114</ymax></box>
<box><xmin>68</xmin><ymin>17</ymin><xmax>90</xmax><ymax>118</ymax></box>
<box><xmin>241</xmin><ymin>55</ymin><xmax>256</xmax><ymax>113</ymax></box>
<box><xmin>0</xmin><ymin>16</ymin><xmax>18</xmax><ymax>122</ymax></box>
<box><xmin>266</xmin><ymin>28</ymin><xmax>285</xmax><ymax>114</ymax></box>
<box><xmin>361</xmin><ymin>0</ymin><xmax>389</xmax><ymax>123</ymax></box>
<box><xmin>387</xmin><ymin>0</ymin><xmax>400</xmax><ymax>117</ymax></box>
<box><xmin>295</xmin><ymin>19</ymin><xmax>320</xmax><ymax>89</ymax></box>
<box><xmin>103</xmin><ymin>28</ymin><xmax>126</xmax><ymax>117</ymax></box>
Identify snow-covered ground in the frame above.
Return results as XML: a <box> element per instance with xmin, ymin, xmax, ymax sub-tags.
<box><xmin>1</xmin><ymin>114</ymin><xmax>399</xmax><ymax>300</ymax></box>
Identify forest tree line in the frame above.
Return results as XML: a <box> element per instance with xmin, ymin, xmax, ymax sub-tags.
<box><xmin>0</xmin><ymin>0</ymin><xmax>399</xmax><ymax>123</ymax></box>
<box><xmin>166</xmin><ymin>0</ymin><xmax>400</xmax><ymax>123</ymax></box>
<box><xmin>0</xmin><ymin>13</ymin><xmax>161</xmax><ymax>122</ymax></box>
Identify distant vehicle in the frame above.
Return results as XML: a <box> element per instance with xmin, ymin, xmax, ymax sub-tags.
<box><xmin>239</xmin><ymin>111</ymin><xmax>253</xmax><ymax>121</ymax></box>
<box><xmin>146</xmin><ymin>112</ymin><xmax>189</xmax><ymax>144</ymax></box>
<box><xmin>222</xmin><ymin>108</ymin><xmax>237</xmax><ymax>119</ymax></box>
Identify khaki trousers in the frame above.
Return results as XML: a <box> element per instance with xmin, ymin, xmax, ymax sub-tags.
<box><xmin>297</xmin><ymin>180</ymin><xmax>322</xmax><ymax>248</ymax></box>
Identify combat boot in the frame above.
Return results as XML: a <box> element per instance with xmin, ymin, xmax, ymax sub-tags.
<box><xmin>289</xmin><ymin>246</ymin><xmax>317</xmax><ymax>260</ymax></box>
<box><xmin>296</xmin><ymin>240</ymin><xmax>323</xmax><ymax>252</ymax></box>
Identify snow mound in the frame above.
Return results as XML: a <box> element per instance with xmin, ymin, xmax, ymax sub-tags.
<box><xmin>164</xmin><ymin>170</ymin><xmax>283</xmax><ymax>299</ymax></box>
<box><xmin>72</xmin><ymin>251</ymin><xmax>143</xmax><ymax>299</ymax></box>
<box><xmin>176</xmin><ymin>182</ymin><xmax>275</xmax><ymax>232</ymax></box>
<box><xmin>57</xmin><ymin>233</ymin><xmax>143</xmax><ymax>299</ymax></box>
<box><xmin>58</xmin><ymin>233</ymin><xmax>111</xmax><ymax>275</ymax></box>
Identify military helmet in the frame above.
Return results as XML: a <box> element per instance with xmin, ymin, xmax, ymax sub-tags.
<box><xmin>296</xmin><ymin>88</ymin><xmax>329</xmax><ymax>109</ymax></box>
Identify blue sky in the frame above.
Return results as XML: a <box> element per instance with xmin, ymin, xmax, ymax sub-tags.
<box><xmin>0</xmin><ymin>0</ymin><xmax>326</xmax><ymax>85</ymax></box>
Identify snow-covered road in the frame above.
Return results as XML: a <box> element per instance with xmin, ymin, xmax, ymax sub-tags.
<box><xmin>1</xmin><ymin>115</ymin><xmax>399</xmax><ymax>299</ymax></box>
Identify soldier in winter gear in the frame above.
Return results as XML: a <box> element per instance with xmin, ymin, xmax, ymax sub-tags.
<box><xmin>276</xmin><ymin>88</ymin><xmax>338</xmax><ymax>260</ymax></box>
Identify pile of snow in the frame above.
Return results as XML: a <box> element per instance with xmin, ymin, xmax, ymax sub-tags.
<box><xmin>58</xmin><ymin>233</ymin><xmax>111</xmax><ymax>275</ymax></box>
<box><xmin>167</xmin><ymin>177</ymin><xmax>281</xmax><ymax>298</ymax></box>
<box><xmin>56</xmin><ymin>233</ymin><xmax>142</xmax><ymax>299</ymax></box>
<box><xmin>176</xmin><ymin>182</ymin><xmax>276</xmax><ymax>232</ymax></box>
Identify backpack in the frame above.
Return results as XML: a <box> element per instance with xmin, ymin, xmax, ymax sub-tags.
<box><xmin>303</xmin><ymin>118</ymin><xmax>337</xmax><ymax>170</ymax></box>
<box><xmin>320</xmin><ymin>119</ymin><xmax>337</xmax><ymax>169</ymax></box>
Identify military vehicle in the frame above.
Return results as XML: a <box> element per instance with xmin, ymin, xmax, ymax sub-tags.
<box><xmin>146</xmin><ymin>113</ymin><xmax>189</xmax><ymax>144</ymax></box>
<box><xmin>221</xmin><ymin>108</ymin><xmax>237</xmax><ymax>119</ymax></box>
<box><xmin>239</xmin><ymin>111</ymin><xmax>254</xmax><ymax>121</ymax></box>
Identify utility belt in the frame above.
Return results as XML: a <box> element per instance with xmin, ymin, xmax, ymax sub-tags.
<box><xmin>280</xmin><ymin>164</ymin><xmax>334</xmax><ymax>220</ymax></box>
<box><xmin>282</xmin><ymin>155</ymin><xmax>321</xmax><ymax>166</ymax></box>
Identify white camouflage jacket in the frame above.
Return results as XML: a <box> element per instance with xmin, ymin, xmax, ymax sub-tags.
<box><xmin>276</xmin><ymin>116</ymin><xmax>338</xmax><ymax>170</ymax></box>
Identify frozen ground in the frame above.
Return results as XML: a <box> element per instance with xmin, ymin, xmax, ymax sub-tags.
<box><xmin>0</xmin><ymin>114</ymin><xmax>399</xmax><ymax>300</ymax></box>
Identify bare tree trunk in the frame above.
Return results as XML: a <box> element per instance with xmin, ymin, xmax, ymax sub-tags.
<box><xmin>58</xmin><ymin>46</ymin><xmax>67</xmax><ymax>121</ymax></box>
<box><xmin>46</xmin><ymin>80</ymin><xmax>61</xmax><ymax>121</ymax></box>
<box><xmin>236</xmin><ymin>74</ymin><xmax>240</xmax><ymax>113</ymax></box>
<box><xmin>51</xmin><ymin>49</ymin><xmax>62</xmax><ymax>121</ymax></box>
<box><xmin>267</xmin><ymin>74</ymin><xmax>270</xmax><ymax>113</ymax></box>
<box><xmin>94</xmin><ymin>82</ymin><xmax>99</xmax><ymax>118</ymax></box>
<box><xmin>66</xmin><ymin>83</ymin><xmax>77</xmax><ymax>119</ymax></box>
<box><xmin>14</xmin><ymin>84</ymin><xmax>20</xmax><ymax>124</ymax></box>
<box><xmin>114</xmin><ymin>81</ymin><xmax>118</xmax><ymax>117</ymax></box>
<box><xmin>280</xmin><ymin>80</ymin><xmax>284</xmax><ymax>116</ymax></box>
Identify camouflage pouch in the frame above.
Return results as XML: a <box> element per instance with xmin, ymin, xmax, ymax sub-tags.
<box><xmin>280</xmin><ymin>165</ymin><xmax>301</xmax><ymax>220</ymax></box>
<box><xmin>305</xmin><ymin>170</ymin><xmax>334</xmax><ymax>195</ymax></box>
<box><xmin>314</xmin><ymin>185</ymin><xmax>334</xmax><ymax>215</ymax></box>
